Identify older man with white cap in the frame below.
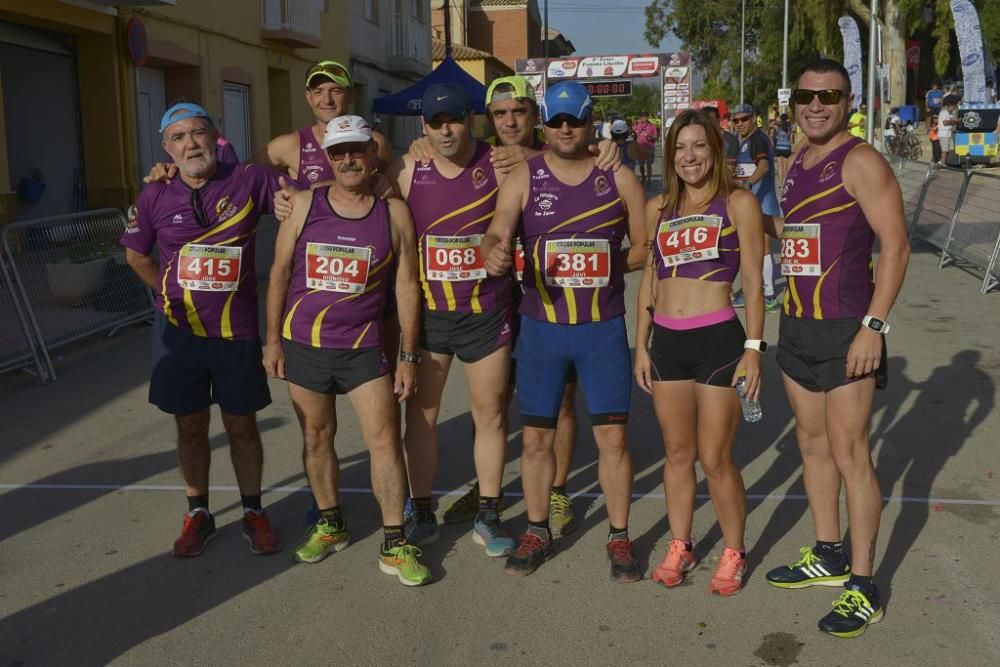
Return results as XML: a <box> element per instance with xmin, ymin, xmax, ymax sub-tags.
<box><xmin>263</xmin><ymin>115</ymin><xmax>430</xmax><ymax>586</ymax></box>
<box><xmin>120</xmin><ymin>102</ymin><xmax>284</xmax><ymax>558</ymax></box>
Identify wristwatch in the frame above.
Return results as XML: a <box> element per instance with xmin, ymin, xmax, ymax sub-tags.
<box><xmin>399</xmin><ymin>351</ymin><xmax>422</xmax><ymax>364</ymax></box>
<box><xmin>862</xmin><ymin>315</ymin><xmax>890</xmax><ymax>335</ymax></box>
<box><xmin>744</xmin><ymin>339</ymin><xmax>768</xmax><ymax>353</ymax></box>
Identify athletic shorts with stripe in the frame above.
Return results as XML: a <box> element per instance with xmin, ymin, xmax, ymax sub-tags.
<box><xmin>515</xmin><ymin>315</ymin><xmax>630</xmax><ymax>428</ymax></box>
<box><xmin>648</xmin><ymin>317</ymin><xmax>745</xmax><ymax>386</ymax></box>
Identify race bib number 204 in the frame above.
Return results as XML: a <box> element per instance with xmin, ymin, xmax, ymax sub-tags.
<box><xmin>178</xmin><ymin>244</ymin><xmax>242</xmax><ymax>292</ymax></box>
<box><xmin>306</xmin><ymin>242</ymin><xmax>371</xmax><ymax>293</ymax></box>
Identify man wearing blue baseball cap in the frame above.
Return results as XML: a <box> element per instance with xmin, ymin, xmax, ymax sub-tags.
<box><xmin>482</xmin><ymin>81</ymin><xmax>648</xmax><ymax>581</ymax></box>
<box><xmin>121</xmin><ymin>102</ymin><xmax>285</xmax><ymax>559</ymax></box>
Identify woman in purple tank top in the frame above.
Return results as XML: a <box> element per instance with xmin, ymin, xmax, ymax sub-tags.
<box><xmin>633</xmin><ymin>109</ymin><xmax>766</xmax><ymax>596</ymax></box>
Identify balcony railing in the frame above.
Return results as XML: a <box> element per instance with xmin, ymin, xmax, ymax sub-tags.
<box><xmin>388</xmin><ymin>9</ymin><xmax>428</xmax><ymax>78</ymax></box>
<box><xmin>261</xmin><ymin>0</ymin><xmax>321</xmax><ymax>49</ymax></box>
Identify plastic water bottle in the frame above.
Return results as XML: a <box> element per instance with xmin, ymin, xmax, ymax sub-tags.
<box><xmin>736</xmin><ymin>370</ymin><xmax>762</xmax><ymax>423</ymax></box>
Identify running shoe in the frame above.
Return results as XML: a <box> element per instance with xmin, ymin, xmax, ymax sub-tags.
<box><xmin>818</xmin><ymin>584</ymin><xmax>884</xmax><ymax>638</ymax></box>
<box><xmin>606</xmin><ymin>538</ymin><xmax>642</xmax><ymax>583</ymax></box>
<box><xmin>293</xmin><ymin>519</ymin><xmax>350</xmax><ymax>563</ymax></box>
<box><xmin>549</xmin><ymin>489</ymin><xmax>577</xmax><ymax>537</ymax></box>
<box><xmin>404</xmin><ymin>511</ymin><xmax>440</xmax><ymax>546</ymax></box>
<box><xmin>651</xmin><ymin>539</ymin><xmax>697</xmax><ymax>587</ymax></box>
<box><xmin>242</xmin><ymin>510</ymin><xmax>281</xmax><ymax>555</ymax></box>
<box><xmin>765</xmin><ymin>296</ymin><xmax>782</xmax><ymax>312</ymax></box>
<box><xmin>173</xmin><ymin>510</ymin><xmax>216</xmax><ymax>557</ymax></box>
<box><xmin>504</xmin><ymin>531</ymin><xmax>552</xmax><ymax>576</ymax></box>
<box><xmin>766</xmin><ymin>546</ymin><xmax>850</xmax><ymax>589</ymax></box>
<box><xmin>442</xmin><ymin>482</ymin><xmax>480</xmax><ymax>524</ymax></box>
<box><xmin>732</xmin><ymin>293</ymin><xmax>746</xmax><ymax>308</ymax></box>
<box><xmin>707</xmin><ymin>547</ymin><xmax>747</xmax><ymax>596</ymax></box>
<box><xmin>379</xmin><ymin>542</ymin><xmax>432</xmax><ymax>586</ymax></box>
<box><xmin>472</xmin><ymin>510</ymin><xmax>515</xmax><ymax>557</ymax></box>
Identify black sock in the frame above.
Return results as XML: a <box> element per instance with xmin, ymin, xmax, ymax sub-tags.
<box><xmin>527</xmin><ymin>519</ymin><xmax>550</xmax><ymax>539</ymax></box>
<box><xmin>848</xmin><ymin>574</ymin><xmax>876</xmax><ymax>596</ymax></box>
<box><xmin>383</xmin><ymin>525</ymin><xmax>404</xmax><ymax>549</ymax></box>
<box><xmin>552</xmin><ymin>485</ymin><xmax>567</xmax><ymax>496</ymax></box>
<box><xmin>411</xmin><ymin>496</ymin><xmax>433</xmax><ymax>514</ymax></box>
<box><xmin>319</xmin><ymin>507</ymin><xmax>344</xmax><ymax>528</ymax></box>
<box><xmin>478</xmin><ymin>495</ymin><xmax>502</xmax><ymax>513</ymax></box>
<box><xmin>815</xmin><ymin>540</ymin><xmax>844</xmax><ymax>558</ymax></box>
<box><xmin>608</xmin><ymin>525</ymin><xmax>629</xmax><ymax>541</ymax></box>
<box><xmin>241</xmin><ymin>494</ymin><xmax>262</xmax><ymax>512</ymax></box>
<box><xmin>187</xmin><ymin>494</ymin><xmax>209</xmax><ymax>513</ymax></box>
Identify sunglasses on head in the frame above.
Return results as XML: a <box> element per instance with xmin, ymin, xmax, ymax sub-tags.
<box><xmin>190</xmin><ymin>189</ymin><xmax>211</xmax><ymax>229</ymax></box>
<box><xmin>792</xmin><ymin>88</ymin><xmax>846</xmax><ymax>105</ymax></box>
<box><xmin>543</xmin><ymin>114</ymin><xmax>589</xmax><ymax>129</ymax></box>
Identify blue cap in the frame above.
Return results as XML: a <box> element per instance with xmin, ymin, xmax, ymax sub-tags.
<box><xmin>159</xmin><ymin>102</ymin><xmax>212</xmax><ymax>133</ymax></box>
<box><xmin>540</xmin><ymin>82</ymin><xmax>593</xmax><ymax>122</ymax></box>
<box><xmin>731</xmin><ymin>103</ymin><xmax>755</xmax><ymax>116</ymax></box>
<box><xmin>421</xmin><ymin>83</ymin><xmax>469</xmax><ymax>121</ymax></box>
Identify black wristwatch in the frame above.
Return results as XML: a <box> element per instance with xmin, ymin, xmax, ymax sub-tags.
<box><xmin>399</xmin><ymin>351</ymin><xmax>422</xmax><ymax>364</ymax></box>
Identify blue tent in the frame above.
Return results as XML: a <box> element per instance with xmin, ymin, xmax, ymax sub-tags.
<box><xmin>372</xmin><ymin>57</ymin><xmax>487</xmax><ymax>115</ymax></box>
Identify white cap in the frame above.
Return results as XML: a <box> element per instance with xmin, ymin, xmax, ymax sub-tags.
<box><xmin>611</xmin><ymin>119</ymin><xmax>629</xmax><ymax>135</ymax></box>
<box><xmin>321</xmin><ymin>115</ymin><xmax>373</xmax><ymax>149</ymax></box>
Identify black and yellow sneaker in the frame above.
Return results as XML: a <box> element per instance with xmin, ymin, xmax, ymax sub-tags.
<box><xmin>766</xmin><ymin>546</ymin><xmax>850</xmax><ymax>589</ymax></box>
<box><xmin>818</xmin><ymin>584</ymin><xmax>884</xmax><ymax>638</ymax></box>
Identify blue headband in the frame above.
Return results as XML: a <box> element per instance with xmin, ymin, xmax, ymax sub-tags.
<box><xmin>159</xmin><ymin>103</ymin><xmax>213</xmax><ymax>133</ymax></box>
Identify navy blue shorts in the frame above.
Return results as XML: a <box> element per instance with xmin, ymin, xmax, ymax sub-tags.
<box><xmin>515</xmin><ymin>315</ymin><xmax>631</xmax><ymax>428</ymax></box>
<box><xmin>149</xmin><ymin>313</ymin><xmax>271</xmax><ymax>416</ymax></box>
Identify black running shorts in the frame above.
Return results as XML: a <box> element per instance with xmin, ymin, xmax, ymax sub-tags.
<box><xmin>777</xmin><ymin>315</ymin><xmax>888</xmax><ymax>392</ymax></box>
<box><xmin>282</xmin><ymin>339</ymin><xmax>389</xmax><ymax>395</ymax></box>
<box><xmin>419</xmin><ymin>307</ymin><xmax>512</xmax><ymax>363</ymax></box>
<box><xmin>647</xmin><ymin>317</ymin><xmax>745</xmax><ymax>387</ymax></box>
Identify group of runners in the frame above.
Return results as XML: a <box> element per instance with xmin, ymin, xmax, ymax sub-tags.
<box><xmin>121</xmin><ymin>56</ymin><xmax>909</xmax><ymax>639</ymax></box>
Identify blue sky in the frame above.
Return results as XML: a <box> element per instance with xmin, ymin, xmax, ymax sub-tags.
<box><xmin>544</xmin><ymin>0</ymin><xmax>681</xmax><ymax>56</ymax></box>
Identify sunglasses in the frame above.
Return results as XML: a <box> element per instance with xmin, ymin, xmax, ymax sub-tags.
<box><xmin>792</xmin><ymin>88</ymin><xmax>846</xmax><ymax>105</ymax></box>
<box><xmin>543</xmin><ymin>114</ymin><xmax>589</xmax><ymax>129</ymax></box>
<box><xmin>191</xmin><ymin>189</ymin><xmax>211</xmax><ymax>229</ymax></box>
<box><xmin>327</xmin><ymin>146</ymin><xmax>370</xmax><ymax>162</ymax></box>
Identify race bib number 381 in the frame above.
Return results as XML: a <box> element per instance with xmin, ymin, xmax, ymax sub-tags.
<box><xmin>178</xmin><ymin>244</ymin><xmax>242</xmax><ymax>292</ymax></box>
<box><xmin>544</xmin><ymin>238</ymin><xmax>611</xmax><ymax>287</ymax></box>
<box><xmin>780</xmin><ymin>224</ymin><xmax>821</xmax><ymax>276</ymax></box>
<box><xmin>656</xmin><ymin>214</ymin><xmax>723</xmax><ymax>268</ymax></box>
<box><xmin>425</xmin><ymin>234</ymin><xmax>486</xmax><ymax>281</ymax></box>
<box><xmin>306</xmin><ymin>242</ymin><xmax>371</xmax><ymax>293</ymax></box>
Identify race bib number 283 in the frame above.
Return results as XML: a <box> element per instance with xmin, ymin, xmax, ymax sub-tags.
<box><xmin>178</xmin><ymin>244</ymin><xmax>242</xmax><ymax>292</ymax></box>
<box><xmin>780</xmin><ymin>224</ymin><xmax>821</xmax><ymax>276</ymax></box>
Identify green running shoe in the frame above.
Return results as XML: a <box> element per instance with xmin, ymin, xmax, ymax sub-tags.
<box><xmin>442</xmin><ymin>482</ymin><xmax>480</xmax><ymax>524</ymax></box>
<box><xmin>818</xmin><ymin>585</ymin><xmax>884</xmax><ymax>638</ymax></box>
<box><xmin>293</xmin><ymin>519</ymin><xmax>350</xmax><ymax>564</ymax></box>
<box><xmin>379</xmin><ymin>541</ymin><xmax>432</xmax><ymax>587</ymax></box>
<box><xmin>549</xmin><ymin>489</ymin><xmax>577</xmax><ymax>537</ymax></box>
<box><xmin>766</xmin><ymin>546</ymin><xmax>850</xmax><ymax>589</ymax></box>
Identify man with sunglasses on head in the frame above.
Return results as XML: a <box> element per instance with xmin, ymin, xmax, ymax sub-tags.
<box><xmin>263</xmin><ymin>116</ymin><xmax>431</xmax><ymax>586</ymax></box>
<box><xmin>120</xmin><ymin>103</ymin><xmax>284</xmax><ymax>558</ymax></box>
<box><xmin>385</xmin><ymin>83</ymin><xmax>518</xmax><ymax>559</ymax></box>
<box><xmin>482</xmin><ymin>81</ymin><xmax>648</xmax><ymax>580</ymax></box>
<box><xmin>731</xmin><ymin>103</ymin><xmax>781</xmax><ymax>312</ymax></box>
<box><xmin>763</xmin><ymin>59</ymin><xmax>910</xmax><ymax>638</ymax></box>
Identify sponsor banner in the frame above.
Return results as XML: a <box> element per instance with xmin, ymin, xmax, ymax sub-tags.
<box><xmin>906</xmin><ymin>40</ymin><xmax>920</xmax><ymax>71</ymax></box>
<box><xmin>951</xmin><ymin>0</ymin><xmax>988</xmax><ymax>103</ymax></box>
<box><xmin>838</xmin><ymin>16</ymin><xmax>863</xmax><ymax>110</ymax></box>
<box><xmin>578</xmin><ymin>55</ymin><xmax>630</xmax><ymax>78</ymax></box>
<box><xmin>517</xmin><ymin>54</ymin><xmax>671</xmax><ymax>80</ymax></box>
<box><xmin>547</xmin><ymin>59</ymin><xmax>579</xmax><ymax>78</ymax></box>
<box><xmin>627</xmin><ymin>56</ymin><xmax>660</xmax><ymax>75</ymax></box>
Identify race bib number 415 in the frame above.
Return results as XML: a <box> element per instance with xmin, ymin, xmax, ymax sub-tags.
<box><xmin>425</xmin><ymin>234</ymin><xmax>486</xmax><ymax>281</ymax></box>
<box><xmin>656</xmin><ymin>214</ymin><xmax>723</xmax><ymax>268</ymax></box>
<box><xmin>780</xmin><ymin>224</ymin><xmax>821</xmax><ymax>276</ymax></box>
<box><xmin>178</xmin><ymin>244</ymin><xmax>242</xmax><ymax>292</ymax></box>
<box><xmin>306</xmin><ymin>242</ymin><xmax>371</xmax><ymax>293</ymax></box>
<box><xmin>544</xmin><ymin>239</ymin><xmax>611</xmax><ymax>287</ymax></box>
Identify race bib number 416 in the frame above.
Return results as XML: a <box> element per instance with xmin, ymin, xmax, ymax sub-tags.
<box><xmin>306</xmin><ymin>242</ymin><xmax>371</xmax><ymax>293</ymax></box>
<box><xmin>425</xmin><ymin>234</ymin><xmax>486</xmax><ymax>281</ymax></box>
<box><xmin>656</xmin><ymin>214</ymin><xmax>723</xmax><ymax>268</ymax></box>
<box><xmin>780</xmin><ymin>224</ymin><xmax>821</xmax><ymax>276</ymax></box>
<box><xmin>178</xmin><ymin>244</ymin><xmax>242</xmax><ymax>292</ymax></box>
<box><xmin>544</xmin><ymin>239</ymin><xmax>611</xmax><ymax>287</ymax></box>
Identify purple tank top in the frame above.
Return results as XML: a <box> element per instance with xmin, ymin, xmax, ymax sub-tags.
<box><xmin>519</xmin><ymin>154</ymin><xmax>627</xmax><ymax>324</ymax></box>
<box><xmin>779</xmin><ymin>136</ymin><xmax>874</xmax><ymax>320</ymax></box>
<box><xmin>282</xmin><ymin>190</ymin><xmax>393</xmax><ymax>349</ymax></box>
<box><xmin>653</xmin><ymin>196</ymin><xmax>740</xmax><ymax>283</ymax></box>
<box><xmin>295</xmin><ymin>126</ymin><xmax>334</xmax><ymax>188</ymax></box>
<box><xmin>407</xmin><ymin>140</ymin><xmax>509</xmax><ymax>313</ymax></box>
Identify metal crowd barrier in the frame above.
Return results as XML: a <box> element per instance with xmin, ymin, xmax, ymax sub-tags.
<box><xmin>0</xmin><ymin>249</ymin><xmax>50</xmax><ymax>381</ymax></box>
<box><xmin>1</xmin><ymin>208</ymin><xmax>154</xmax><ymax>381</ymax></box>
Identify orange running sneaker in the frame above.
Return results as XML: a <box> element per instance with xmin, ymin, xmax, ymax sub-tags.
<box><xmin>651</xmin><ymin>539</ymin><xmax>696</xmax><ymax>587</ymax></box>
<box><xmin>707</xmin><ymin>547</ymin><xmax>747</xmax><ymax>596</ymax></box>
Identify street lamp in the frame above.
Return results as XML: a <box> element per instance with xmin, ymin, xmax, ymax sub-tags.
<box><xmin>866</xmin><ymin>0</ymin><xmax>877</xmax><ymax>142</ymax></box>
<box><xmin>740</xmin><ymin>0</ymin><xmax>746</xmax><ymax>105</ymax></box>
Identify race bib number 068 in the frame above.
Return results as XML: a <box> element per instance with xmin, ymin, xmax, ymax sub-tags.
<box><xmin>543</xmin><ymin>238</ymin><xmax>611</xmax><ymax>287</ymax></box>
<box><xmin>656</xmin><ymin>214</ymin><xmax>723</xmax><ymax>268</ymax></box>
<box><xmin>780</xmin><ymin>224</ymin><xmax>821</xmax><ymax>276</ymax></box>
<box><xmin>425</xmin><ymin>234</ymin><xmax>486</xmax><ymax>281</ymax></box>
<box><xmin>178</xmin><ymin>244</ymin><xmax>242</xmax><ymax>292</ymax></box>
<box><xmin>306</xmin><ymin>242</ymin><xmax>371</xmax><ymax>293</ymax></box>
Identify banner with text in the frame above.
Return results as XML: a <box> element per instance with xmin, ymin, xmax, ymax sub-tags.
<box><xmin>838</xmin><ymin>16</ymin><xmax>863</xmax><ymax>110</ymax></box>
<box><xmin>950</xmin><ymin>0</ymin><xmax>987</xmax><ymax>103</ymax></box>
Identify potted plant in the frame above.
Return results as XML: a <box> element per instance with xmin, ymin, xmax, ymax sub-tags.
<box><xmin>46</xmin><ymin>240</ymin><xmax>116</xmax><ymax>303</ymax></box>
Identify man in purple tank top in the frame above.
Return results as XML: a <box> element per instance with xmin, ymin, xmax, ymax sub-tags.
<box><xmin>263</xmin><ymin>116</ymin><xmax>431</xmax><ymax>586</ymax></box>
<box><xmin>761</xmin><ymin>59</ymin><xmax>911</xmax><ymax>638</ymax></box>
<box><xmin>120</xmin><ymin>103</ymin><xmax>282</xmax><ymax>559</ymax></box>
<box><xmin>483</xmin><ymin>82</ymin><xmax>648</xmax><ymax>581</ymax></box>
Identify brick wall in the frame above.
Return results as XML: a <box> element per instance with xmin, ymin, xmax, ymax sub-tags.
<box><xmin>468</xmin><ymin>7</ymin><xmax>541</xmax><ymax>71</ymax></box>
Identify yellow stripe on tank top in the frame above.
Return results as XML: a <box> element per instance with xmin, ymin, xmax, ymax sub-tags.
<box><xmin>352</xmin><ymin>321</ymin><xmax>374</xmax><ymax>349</ymax></box>
<box><xmin>699</xmin><ymin>267</ymin><xmax>727</xmax><ymax>281</ymax></box>
<box><xmin>720</xmin><ymin>224</ymin><xmax>738</xmax><ymax>237</ymax></box>
<box><xmin>161</xmin><ymin>261</ymin><xmax>178</xmax><ymax>325</ymax></box>
<box><xmin>798</xmin><ymin>200</ymin><xmax>857</xmax><ymax>224</ymax></box>
<box><xmin>591</xmin><ymin>287</ymin><xmax>602</xmax><ymax>321</ymax></box>
<box><xmin>190</xmin><ymin>199</ymin><xmax>254</xmax><ymax>243</ymax></box>
<box><xmin>183</xmin><ymin>289</ymin><xmax>207</xmax><ymax>337</ymax></box>
<box><xmin>416</xmin><ymin>239</ymin><xmax>437</xmax><ymax>310</ymax></box>
<box><xmin>531</xmin><ymin>238</ymin><xmax>557</xmax><ymax>323</ymax></box>
<box><xmin>549</xmin><ymin>199</ymin><xmax>621</xmax><ymax>234</ymax></box>
<box><xmin>424</xmin><ymin>188</ymin><xmax>498</xmax><ymax>234</ymax></box>
<box><xmin>585</xmin><ymin>216</ymin><xmax>624</xmax><ymax>233</ymax></box>
<box><xmin>811</xmin><ymin>256</ymin><xmax>841</xmax><ymax>320</ymax></box>
<box><xmin>565</xmin><ymin>285</ymin><xmax>577</xmax><ymax>324</ymax></box>
<box><xmin>782</xmin><ymin>183</ymin><xmax>844</xmax><ymax>220</ymax></box>
<box><xmin>456</xmin><ymin>211</ymin><xmax>495</xmax><ymax>234</ymax></box>
<box><xmin>470</xmin><ymin>281</ymin><xmax>483</xmax><ymax>313</ymax></box>
<box><xmin>442</xmin><ymin>281</ymin><xmax>457</xmax><ymax>311</ymax></box>
<box><xmin>220</xmin><ymin>290</ymin><xmax>236</xmax><ymax>340</ymax></box>
<box><xmin>282</xmin><ymin>289</ymin><xmax>322</xmax><ymax>340</ymax></box>
<box><xmin>311</xmin><ymin>305</ymin><xmax>333</xmax><ymax>348</ymax></box>
<box><xmin>782</xmin><ymin>282</ymin><xmax>792</xmax><ymax>315</ymax></box>
<box><xmin>787</xmin><ymin>275</ymin><xmax>804</xmax><ymax>317</ymax></box>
